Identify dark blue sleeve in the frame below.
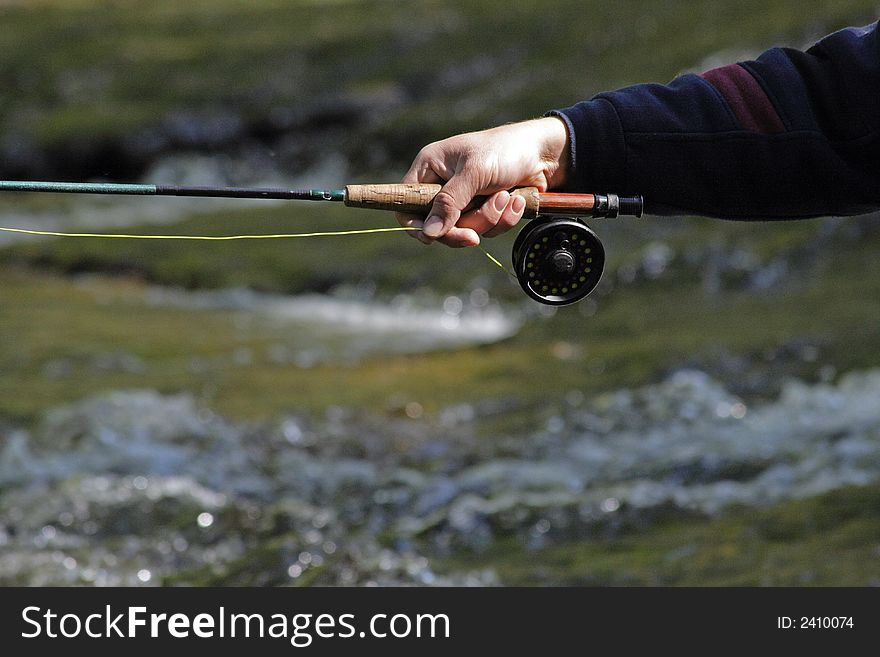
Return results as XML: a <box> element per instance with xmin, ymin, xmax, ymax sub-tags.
<box><xmin>550</xmin><ymin>22</ymin><xmax>880</xmax><ymax>219</ymax></box>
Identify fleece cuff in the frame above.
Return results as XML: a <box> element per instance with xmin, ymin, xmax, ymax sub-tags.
<box><xmin>545</xmin><ymin>97</ymin><xmax>627</xmax><ymax>193</ymax></box>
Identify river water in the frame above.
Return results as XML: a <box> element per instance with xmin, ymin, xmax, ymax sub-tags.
<box><xmin>2</xmin><ymin>367</ymin><xmax>878</xmax><ymax>585</ymax></box>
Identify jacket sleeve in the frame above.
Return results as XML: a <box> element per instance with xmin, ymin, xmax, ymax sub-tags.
<box><xmin>549</xmin><ymin>21</ymin><xmax>880</xmax><ymax>219</ymax></box>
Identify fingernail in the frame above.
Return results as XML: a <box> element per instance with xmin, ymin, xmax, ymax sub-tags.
<box><xmin>493</xmin><ymin>190</ymin><xmax>510</xmax><ymax>212</ymax></box>
<box><xmin>423</xmin><ymin>216</ymin><xmax>443</xmax><ymax>237</ymax></box>
<box><xmin>512</xmin><ymin>195</ymin><xmax>526</xmax><ymax>214</ymax></box>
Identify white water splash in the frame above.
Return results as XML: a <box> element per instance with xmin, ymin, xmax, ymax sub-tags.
<box><xmin>141</xmin><ymin>285</ymin><xmax>522</xmax><ymax>361</ymax></box>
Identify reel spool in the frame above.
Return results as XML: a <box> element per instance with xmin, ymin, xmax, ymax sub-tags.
<box><xmin>512</xmin><ymin>216</ymin><xmax>605</xmax><ymax>306</ymax></box>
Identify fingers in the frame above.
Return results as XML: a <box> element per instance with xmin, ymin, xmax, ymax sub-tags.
<box><xmin>483</xmin><ymin>193</ymin><xmax>526</xmax><ymax>238</ymax></box>
<box><xmin>456</xmin><ymin>190</ymin><xmax>509</xmax><ymax>233</ymax></box>
<box><xmin>395</xmin><ymin>211</ymin><xmax>432</xmax><ymax>245</ymax></box>
<box><xmin>456</xmin><ymin>190</ymin><xmax>527</xmax><ymax>239</ymax></box>
<box><xmin>400</xmin><ymin>189</ymin><xmax>526</xmax><ymax>247</ymax></box>
<box><xmin>402</xmin><ymin>163</ymin><xmax>444</xmax><ymax>185</ymax></box>
<box><xmin>437</xmin><ymin>226</ymin><xmax>481</xmax><ymax>248</ymax></box>
<box><xmin>399</xmin><ymin>147</ymin><xmax>449</xmax><ymax>245</ymax></box>
<box><xmin>421</xmin><ymin>173</ymin><xmax>480</xmax><ymax>240</ymax></box>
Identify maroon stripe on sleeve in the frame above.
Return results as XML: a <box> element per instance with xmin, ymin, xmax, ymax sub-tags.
<box><xmin>701</xmin><ymin>63</ymin><xmax>785</xmax><ymax>134</ymax></box>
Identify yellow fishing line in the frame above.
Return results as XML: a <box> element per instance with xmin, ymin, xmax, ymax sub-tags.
<box><xmin>0</xmin><ymin>225</ymin><xmax>512</xmax><ymax>275</ymax></box>
<box><xmin>0</xmin><ymin>225</ymin><xmax>418</xmax><ymax>240</ymax></box>
<box><xmin>478</xmin><ymin>244</ymin><xmax>516</xmax><ymax>278</ymax></box>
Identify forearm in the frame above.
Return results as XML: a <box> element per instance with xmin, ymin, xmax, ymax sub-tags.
<box><xmin>552</xmin><ymin>22</ymin><xmax>880</xmax><ymax>219</ymax></box>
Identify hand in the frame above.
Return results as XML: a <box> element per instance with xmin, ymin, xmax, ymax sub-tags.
<box><xmin>395</xmin><ymin>116</ymin><xmax>570</xmax><ymax>247</ymax></box>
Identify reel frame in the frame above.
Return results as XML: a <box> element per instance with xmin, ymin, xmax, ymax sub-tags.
<box><xmin>511</xmin><ymin>215</ymin><xmax>605</xmax><ymax>306</ymax></box>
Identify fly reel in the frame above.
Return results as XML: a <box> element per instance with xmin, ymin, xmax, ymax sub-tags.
<box><xmin>512</xmin><ymin>216</ymin><xmax>605</xmax><ymax>305</ymax></box>
<box><xmin>510</xmin><ymin>192</ymin><xmax>643</xmax><ymax>306</ymax></box>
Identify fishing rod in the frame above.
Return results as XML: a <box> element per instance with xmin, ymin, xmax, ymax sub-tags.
<box><xmin>0</xmin><ymin>180</ymin><xmax>643</xmax><ymax>306</ymax></box>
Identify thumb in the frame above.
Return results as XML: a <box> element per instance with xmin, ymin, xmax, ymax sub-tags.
<box><xmin>422</xmin><ymin>173</ymin><xmax>480</xmax><ymax>239</ymax></box>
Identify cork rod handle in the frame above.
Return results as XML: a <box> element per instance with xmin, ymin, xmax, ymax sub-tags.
<box><xmin>344</xmin><ymin>183</ymin><xmax>543</xmax><ymax>218</ymax></box>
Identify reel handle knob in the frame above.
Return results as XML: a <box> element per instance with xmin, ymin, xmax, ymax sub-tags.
<box><xmin>551</xmin><ymin>250</ymin><xmax>576</xmax><ymax>274</ymax></box>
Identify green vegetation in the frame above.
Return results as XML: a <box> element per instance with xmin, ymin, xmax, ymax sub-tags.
<box><xmin>1</xmin><ymin>0</ymin><xmax>877</xmax><ymax>157</ymax></box>
<box><xmin>442</xmin><ymin>483</ymin><xmax>880</xmax><ymax>585</ymax></box>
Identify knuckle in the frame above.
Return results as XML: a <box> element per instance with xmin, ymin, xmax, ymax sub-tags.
<box><xmin>499</xmin><ymin>213</ymin><xmax>518</xmax><ymax>228</ymax></box>
<box><xmin>432</xmin><ymin>189</ymin><xmax>459</xmax><ymax>212</ymax></box>
<box><xmin>480</xmin><ymin>205</ymin><xmax>501</xmax><ymax>226</ymax></box>
<box><xmin>418</xmin><ymin>143</ymin><xmax>440</xmax><ymax>160</ymax></box>
<box><xmin>441</xmin><ymin>237</ymin><xmax>468</xmax><ymax>248</ymax></box>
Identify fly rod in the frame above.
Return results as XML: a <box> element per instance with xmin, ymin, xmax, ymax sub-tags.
<box><xmin>0</xmin><ymin>180</ymin><xmax>644</xmax><ymax>305</ymax></box>
<box><xmin>0</xmin><ymin>180</ymin><xmax>641</xmax><ymax>219</ymax></box>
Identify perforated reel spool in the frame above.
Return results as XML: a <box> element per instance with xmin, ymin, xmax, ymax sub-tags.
<box><xmin>512</xmin><ymin>216</ymin><xmax>605</xmax><ymax>305</ymax></box>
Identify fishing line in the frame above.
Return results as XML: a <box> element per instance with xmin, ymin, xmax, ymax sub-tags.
<box><xmin>478</xmin><ymin>245</ymin><xmax>516</xmax><ymax>279</ymax></box>
<box><xmin>0</xmin><ymin>224</ymin><xmax>513</xmax><ymax>275</ymax></box>
<box><xmin>0</xmin><ymin>225</ymin><xmax>418</xmax><ymax>240</ymax></box>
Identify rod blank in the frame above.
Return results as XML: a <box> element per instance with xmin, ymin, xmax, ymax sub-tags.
<box><xmin>0</xmin><ymin>180</ymin><xmax>344</xmax><ymax>202</ymax></box>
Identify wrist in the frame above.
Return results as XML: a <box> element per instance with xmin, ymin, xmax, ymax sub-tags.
<box><xmin>534</xmin><ymin>116</ymin><xmax>570</xmax><ymax>189</ymax></box>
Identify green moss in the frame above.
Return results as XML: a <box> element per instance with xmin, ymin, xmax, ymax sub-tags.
<box><xmin>163</xmin><ymin>537</ymin><xmax>294</xmax><ymax>587</ymax></box>
<box><xmin>441</xmin><ymin>484</ymin><xmax>880</xmax><ymax>585</ymax></box>
<box><xmin>1</xmin><ymin>0</ymin><xmax>876</xmax><ymax>151</ymax></box>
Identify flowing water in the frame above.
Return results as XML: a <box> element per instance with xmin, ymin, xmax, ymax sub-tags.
<box><xmin>142</xmin><ymin>284</ymin><xmax>522</xmax><ymax>363</ymax></box>
<box><xmin>2</xmin><ymin>368</ymin><xmax>878</xmax><ymax>585</ymax></box>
